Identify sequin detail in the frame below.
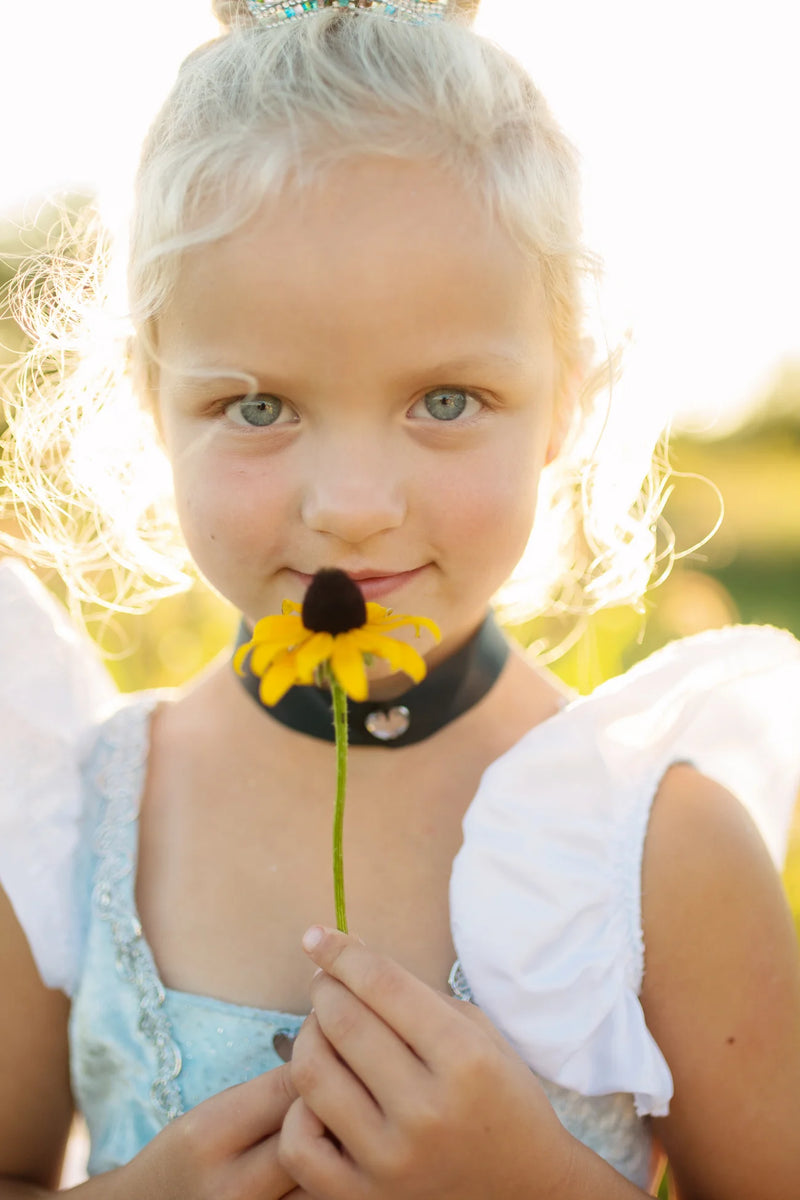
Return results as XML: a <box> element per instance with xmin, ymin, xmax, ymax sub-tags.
<box><xmin>244</xmin><ymin>0</ymin><xmax>448</xmax><ymax>26</ymax></box>
<box><xmin>92</xmin><ymin>701</ymin><xmax>185</xmax><ymax>1123</ymax></box>
<box><xmin>448</xmin><ymin>958</ymin><xmax>472</xmax><ymax>1001</ymax></box>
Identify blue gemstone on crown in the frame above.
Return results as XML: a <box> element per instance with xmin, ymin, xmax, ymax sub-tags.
<box><xmin>244</xmin><ymin>0</ymin><xmax>449</xmax><ymax>25</ymax></box>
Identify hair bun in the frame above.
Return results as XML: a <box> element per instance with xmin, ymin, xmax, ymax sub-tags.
<box><xmin>212</xmin><ymin>0</ymin><xmax>256</xmax><ymax>30</ymax></box>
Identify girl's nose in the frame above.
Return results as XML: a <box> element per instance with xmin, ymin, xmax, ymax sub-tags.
<box><xmin>301</xmin><ymin>441</ymin><xmax>406</xmax><ymax>545</ymax></box>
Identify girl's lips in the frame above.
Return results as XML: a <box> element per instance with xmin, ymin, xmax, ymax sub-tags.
<box><xmin>290</xmin><ymin>565</ymin><xmax>427</xmax><ymax>602</ymax></box>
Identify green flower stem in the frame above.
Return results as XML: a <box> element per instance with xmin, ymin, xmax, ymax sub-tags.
<box><xmin>329</xmin><ymin>672</ymin><xmax>349</xmax><ymax>933</ymax></box>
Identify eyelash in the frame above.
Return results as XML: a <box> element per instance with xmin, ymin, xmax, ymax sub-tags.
<box><xmin>218</xmin><ymin>387</ymin><xmax>487</xmax><ymax>429</ymax></box>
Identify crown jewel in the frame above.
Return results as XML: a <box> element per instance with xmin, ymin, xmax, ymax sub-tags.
<box><xmin>245</xmin><ymin>0</ymin><xmax>449</xmax><ymax>26</ymax></box>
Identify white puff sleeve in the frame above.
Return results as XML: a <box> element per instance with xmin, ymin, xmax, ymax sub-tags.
<box><xmin>450</xmin><ymin>626</ymin><xmax>800</xmax><ymax>1118</ymax></box>
<box><xmin>0</xmin><ymin>560</ymin><xmax>116</xmax><ymax>994</ymax></box>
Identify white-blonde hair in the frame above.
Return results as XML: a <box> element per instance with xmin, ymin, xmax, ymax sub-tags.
<box><xmin>0</xmin><ymin>4</ymin><xmax>671</xmax><ymax>622</ymax></box>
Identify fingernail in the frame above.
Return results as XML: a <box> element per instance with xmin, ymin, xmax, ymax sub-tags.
<box><xmin>302</xmin><ymin>925</ymin><xmax>325</xmax><ymax>952</ymax></box>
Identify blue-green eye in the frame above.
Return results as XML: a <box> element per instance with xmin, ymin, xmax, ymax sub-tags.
<box><xmin>224</xmin><ymin>395</ymin><xmax>285</xmax><ymax>427</ymax></box>
<box><xmin>420</xmin><ymin>389</ymin><xmax>472</xmax><ymax>421</ymax></box>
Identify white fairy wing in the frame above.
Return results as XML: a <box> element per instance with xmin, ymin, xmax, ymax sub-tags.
<box><xmin>450</xmin><ymin>625</ymin><xmax>800</xmax><ymax>1117</ymax></box>
<box><xmin>0</xmin><ymin>560</ymin><xmax>117</xmax><ymax>994</ymax></box>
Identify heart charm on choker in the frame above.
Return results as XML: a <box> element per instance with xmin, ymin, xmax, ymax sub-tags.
<box><xmin>364</xmin><ymin>706</ymin><xmax>411</xmax><ymax>741</ymax></box>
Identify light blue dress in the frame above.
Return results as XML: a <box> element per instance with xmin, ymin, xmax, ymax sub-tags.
<box><xmin>68</xmin><ymin>699</ymin><xmax>654</xmax><ymax>1186</ymax></box>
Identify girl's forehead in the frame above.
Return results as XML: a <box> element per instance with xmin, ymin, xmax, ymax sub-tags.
<box><xmin>161</xmin><ymin>157</ymin><xmax>551</xmax><ymax>359</ymax></box>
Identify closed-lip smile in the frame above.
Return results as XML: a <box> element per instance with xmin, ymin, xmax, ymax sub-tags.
<box><xmin>290</xmin><ymin>565</ymin><xmax>427</xmax><ymax>601</ymax></box>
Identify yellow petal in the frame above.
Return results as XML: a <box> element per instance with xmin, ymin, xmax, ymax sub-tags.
<box><xmin>251</xmin><ymin>613</ymin><xmax>306</xmax><ymax>643</ymax></box>
<box><xmin>330</xmin><ymin>635</ymin><xmax>368</xmax><ymax>701</ymax></box>
<box><xmin>233</xmin><ymin>643</ymin><xmax>252</xmax><ymax>676</ymax></box>
<box><xmin>351</xmin><ymin>629</ymin><xmax>428</xmax><ymax>683</ymax></box>
<box><xmin>294</xmin><ymin>632</ymin><xmax>335</xmax><ymax>683</ymax></box>
<box><xmin>282</xmin><ymin>599</ymin><xmax>303</xmax><ymax>616</ymax></box>
<box><xmin>258</xmin><ymin>650</ymin><xmax>302</xmax><ymax>705</ymax></box>
<box><xmin>251</xmin><ymin>640</ymin><xmax>295</xmax><ymax>677</ymax></box>
<box><xmin>365</xmin><ymin>602</ymin><xmax>392</xmax><ymax>623</ymax></box>
<box><xmin>368</xmin><ymin>612</ymin><xmax>441</xmax><ymax>641</ymax></box>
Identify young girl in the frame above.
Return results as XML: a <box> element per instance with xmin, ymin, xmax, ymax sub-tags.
<box><xmin>1</xmin><ymin>2</ymin><xmax>799</xmax><ymax>1197</ymax></box>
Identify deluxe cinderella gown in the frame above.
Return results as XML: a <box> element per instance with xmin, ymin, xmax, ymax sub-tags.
<box><xmin>1</xmin><ymin>558</ymin><xmax>799</xmax><ymax>1188</ymax></box>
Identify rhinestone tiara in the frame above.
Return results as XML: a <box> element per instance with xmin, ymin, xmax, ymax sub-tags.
<box><xmin>244</xmin><ymin>0</ymin><xmax>449</xmax><ymax>27</ymax></box>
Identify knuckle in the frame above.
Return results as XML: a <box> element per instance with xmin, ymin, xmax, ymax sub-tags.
<box><xmin>404</xmin><ymin>1094</ymin><xmax>445</xmax><ymax>1140</ymax></box>
<box><xmin>372</xmin><ymin>1101</ymin><xmax>445</xmax><ymax>1180</ymax></box>
<box><xmin>324</xmin><ymin>998</ymin><xmax>360</xmax><ymax>1043</ymax></box>
<box><xmin>361</xmin><ymin>953</ymin><xmax>397</xmax><ymax>1004</ymax></box>
<box><xmin>448</xmin><ymin>1027</ymin><xmax>494</xmax><ymax>1081</ymax></box>
<box><xmin>375</xmin><ymin>1132</ymin><xmax>416</xmax><ymax>1180</ymax></box>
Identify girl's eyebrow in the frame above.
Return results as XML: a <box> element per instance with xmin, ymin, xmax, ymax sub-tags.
<box><xmin>415</xmin><ymin>350</ymin><xmax>532</xmax><ymax>376</ymax></box>
<box><xmin>166</xmin><ymin>366</ymin><xmax>265</xmax><ymax>392</ymax></box>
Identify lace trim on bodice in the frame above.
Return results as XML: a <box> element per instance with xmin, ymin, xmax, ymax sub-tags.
<box><xmin>91</xmin><ymin>699</ymin><xmax>185</xmax><ymax>1122</ymax></box>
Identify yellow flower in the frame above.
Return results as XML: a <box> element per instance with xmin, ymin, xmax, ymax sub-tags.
<box><xmin>234</xmin><ymin>568</ymin><xmax>440</xmax><ymax>705</ymax></box>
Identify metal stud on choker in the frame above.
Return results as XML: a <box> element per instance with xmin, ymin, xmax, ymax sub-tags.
<box><xmin>245</xmin><ymin>0</ymin><xmax>449</xmax><ymax>26</ymax></box>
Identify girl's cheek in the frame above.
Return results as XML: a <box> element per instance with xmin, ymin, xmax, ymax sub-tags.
<box><xmin>172</xmin><ymin>452</ymin><xmax>285</xmax><ymax>558</ymax></box>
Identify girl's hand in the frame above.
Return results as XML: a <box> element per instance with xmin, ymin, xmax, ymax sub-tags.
<box><xmin>278</xmin><ymin>927</ymin><xmax>578</xmax><ymax>1200</ymax></box>
<box><xmin>116</xmin><ymin>1064</ymin><xmax>310</xmax><ymax>1200</ymax></box>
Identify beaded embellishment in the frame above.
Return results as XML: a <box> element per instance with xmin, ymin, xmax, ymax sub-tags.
<box><xmin>245</xmin><ymin>0</ymin><xmax>449</xmax><ymax>26</ymax></box>
<box><xmin>92</xmin><ymin>701</ymin><xmax>185</xmax><ymax>1123</ymax></box>
<box><xmin>447</xmin><ymin>959</ymin><xmax>473</xmax><ymax>1002</ymax></box>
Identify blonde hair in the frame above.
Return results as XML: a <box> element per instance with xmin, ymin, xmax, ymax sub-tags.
<box><xmin>1</xmin><ymin>6</ymin><xmax>671</xmax><ymax>622</ymax></box>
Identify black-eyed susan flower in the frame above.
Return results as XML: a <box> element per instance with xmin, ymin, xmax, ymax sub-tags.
<box><xmin>235</xmin><ymin>568</ymin><xmax>440</xmax><ymax>932</ymax></box>
<box><xmin>234</xmin><ymin>568</ymin><xmax>440</xmax><ymax>706</ymax></box>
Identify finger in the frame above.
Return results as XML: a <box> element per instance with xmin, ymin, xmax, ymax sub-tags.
<box><xmin>200</xmin><ymin>1063</ymin><xmax>299</xmax><ymax>1153</ymax></box>
<box><xmin>234</xmin><ymin>1130</ymin><xmax>297</xmax><ymax>1198</ymax></box>
<box><xmin>309</xmin><ymin>970</ymin><xmax>428</xmax><ymax>1114</ymax></box>
<box><xmin>302</xmin><ymin>926</ymin><xmax>462</xmax><ymax>1066</ymax></box>
<box><xmin>280</xmin><ymin>1096</ymin><xmax>364</xmax><ymax>1200</ymax></box>
<box><xmin>290</xmin><ymin>1009</ymin><xmax>385</xmax><ymax>1162</ymax></box>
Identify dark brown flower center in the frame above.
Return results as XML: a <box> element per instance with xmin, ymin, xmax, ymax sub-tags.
<box><xmin>302</xmin><ymin>569</ymin><xmax>367</xmax><ymax>635</ymax></box>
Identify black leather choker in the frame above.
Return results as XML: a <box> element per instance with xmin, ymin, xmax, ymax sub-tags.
<box><xmin>233</xmin><ymin>612</ymin><xmax>509</xmax><ymax>747</ymax></box>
